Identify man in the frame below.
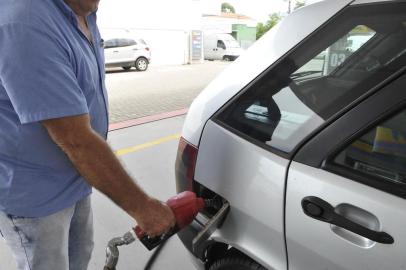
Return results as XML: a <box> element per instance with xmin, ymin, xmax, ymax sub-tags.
<box><xmin>0</xmin><ymin>0</ymin><xmax>175</xmax><ymax>269</ymax></box>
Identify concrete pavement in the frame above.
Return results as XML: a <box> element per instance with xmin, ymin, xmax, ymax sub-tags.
<box><xmin>106</xmin><ymin>61</ymin><xmax>229</xmax><ymax>123</ymax></box>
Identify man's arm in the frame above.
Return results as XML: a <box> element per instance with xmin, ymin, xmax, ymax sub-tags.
<box><xmin>41</xmin><ymin>114</ymin><xmax>175</xmax><ymax>236</ymax></box>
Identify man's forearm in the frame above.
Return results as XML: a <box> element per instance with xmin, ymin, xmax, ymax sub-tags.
<box><xmin>56</xmin><ymin>129</ymin><xmax>149</xmax><ymax>220</ymax></box>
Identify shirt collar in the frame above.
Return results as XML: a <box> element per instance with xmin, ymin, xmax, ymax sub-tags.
<box><xmin>54</xmin><ymin>0</ymin><xmax>78</xmax><ymax>26</ymax></box>
<box><xmin>54</xmin><ymin>1</ymin><xmax>98</xmax><ymax>27</ymax></box>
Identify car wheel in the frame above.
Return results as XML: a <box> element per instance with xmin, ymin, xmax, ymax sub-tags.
<box><xmin>209</xmin><ymin>256</ymin><xmax>266</xmax><ymax>270</ymax></box>
<box><xmin>223</xmin><ymin>56</ymin><xmax>231</xmax><ymax>61</ymax></box>
<box><xmin>122</xmin><ymin>66</ymin><xmax>132</xmax><ymax>70</ymax></box>
<box><xmin>135</xmin><ymin>57</ymin><xmax>148</xmax><ymax>71</ymax></box>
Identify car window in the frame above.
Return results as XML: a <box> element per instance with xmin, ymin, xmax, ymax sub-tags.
<box><xmin>127</xmin><ymin>39</ymin><xmax>137</xmax><ymax>46</ymax></box>
<box><xmin>118</xmin><ymin>39</ymin><xmax>129</xmax><ymax>47</ymax></box>
<box><xmin>217</xmin><ymin>40</ymin><xmax>226</xmax><ymax>50</ymax></box>
<box><xmin>333</xmin><ymin>108</ymin><xmax>406</xmax><ymax>188</ymax></box>
<box><xmin>216</xmin><ymin>2</ymin><xmax>406</xmax><ymax>154</ymax></box>
<box><xmin>104</xmin><ymin>39</ymin><xmax>118</xmax><ymax>49</ymax></box>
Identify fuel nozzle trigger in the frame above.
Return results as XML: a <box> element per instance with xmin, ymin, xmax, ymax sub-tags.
<box><xmin>135</xmin><ymin>191</ymin><xmax>205</xmax><ymax>250</ymax></box>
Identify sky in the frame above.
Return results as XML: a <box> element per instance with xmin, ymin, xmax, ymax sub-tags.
<box><xmin>218</xmin><ymin>0</ymin><xmax>322</xmax><ymax>22</ymax></box>
<box><xmin>97</xmin><ymin>0</ymin><xmax>323</xmax><ymax>30</ymax></box>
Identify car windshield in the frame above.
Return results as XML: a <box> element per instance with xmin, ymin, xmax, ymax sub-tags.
<box><xmin>217</xmin><ymin>3</ymin><xmax>406</xmax><ymax>153</ymax></box>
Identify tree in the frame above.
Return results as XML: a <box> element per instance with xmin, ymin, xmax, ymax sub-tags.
<box><xmin>256</xmin><ymin>13</ymin><xmax>282</xmax><ymax>40</ymax></box>
<box><xmin>294</xmin><ymin>0</ymin><xmax>306</xmax><ymax>10</ymax></box>
<box><xmin>221</xmin><ymin>2</ymin><xmax>236</xmax><ymax>13</ymax></box>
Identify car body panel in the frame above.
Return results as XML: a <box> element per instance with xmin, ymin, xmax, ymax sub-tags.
<box><xmin>182</xmin><ymin>0</ymin><xmax>353</xmax><ymax>147</ymax></box>
<box><xmin>177</xmin><ymin>1</ymin><xmax>406</xmax><ymax>270</ymax></box>
<box><xmin>286</xmin><ymin>162</ymin><xmax>406</xmax><ymax>270</ymax></box>
<box><xmin>194</xmin><ymin>120</ymin><xmax>291</xmax><ymax>270</ymax></box>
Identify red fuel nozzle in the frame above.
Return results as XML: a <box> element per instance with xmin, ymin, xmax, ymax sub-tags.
<box><xmin>167</xmin><ymin>191</ymin><xmax>205</xmax><ymax>229</ymax></box>
<box><xmin>135</xmin><ymin>191</ymin><xmax>205</xmax><ymax>250</ymax></box>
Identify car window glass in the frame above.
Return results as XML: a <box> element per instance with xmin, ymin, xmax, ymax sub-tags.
<box><xmin>118</xmin><ymin>39</ymin><xmax>129</xmax><ymax>47</ymax></box>
<box><xmin>216</xmin><ymin>3</ymin><xmax>406</xmax><ymax>154</ymax></box>
<box><xmin>334</xmin><ymin>109</ymin><xmax>406</xmax><ymax>186</ymax></box>
<box><xmin>128</xmin><ymin>39</ymin><xmax>137</xmax><ymax>46</ymax></box>
<box><xmin>217</xmin><ymin>40</ymin><xmax>226</xmax><ymax>50</ymax></box>
<box><xmin>104</xmin><ymin>39</ymin><xmax>118</xmax><ymax>49</ymax></box>
<box><xmin>298</xmin><ymin>25</ymin><xmax>375</xmax><ymax>77</ymax></box>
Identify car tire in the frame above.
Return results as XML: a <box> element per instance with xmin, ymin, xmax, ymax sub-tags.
<box><xmin>209</xmin><ymin>256</ymin><xmax>266</xmax><ymax>270</ymax></box>
<box><xmin>122</xmin><ymin>66</ymin><xmax>132</xmax><ymax>70</ymax></box>
<box><xmin>135</xmin><ymin>57</ymin><xmax>148</xmax><ymax>71</ymax></box>
<box><xmin>223</xmin><ymin>56</ymin><xmax>231</xmax><ymax>61</ymax></box>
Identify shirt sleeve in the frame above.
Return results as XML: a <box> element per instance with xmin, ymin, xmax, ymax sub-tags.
<box><xmin>0</xmin><ymin>23</ymin><xmax>89</xmax><ymax>124</ymax></box>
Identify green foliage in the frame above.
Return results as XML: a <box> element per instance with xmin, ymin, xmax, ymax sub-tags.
<box><xmin>294</xmin><ymin>0</ymin><xmax>306</xmax><ymax>10</ymax></box>
<box><xmin>256</xmin><ymin>13</ymin><xmax>282</xmax><ymax>40</ymax></box>
<box><xmin>351</xmin><ymin>25</ymin><xmax>374</xmax><ymax>34</ymax></box>
<box><xmin>221</xmin><ymin>2</ymin><xmax>236</xmax><ymax>13</ymax></box>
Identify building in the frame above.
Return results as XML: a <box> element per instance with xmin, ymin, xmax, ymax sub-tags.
<box><xmin>97</xmin><ymin>0</ymin><xmax>204</xmax><ymax>66</ymax></box>
<box><xmin>202</xmin><ymin>12</ymin><xmax>257</xmax><ymax>49</ymax></box>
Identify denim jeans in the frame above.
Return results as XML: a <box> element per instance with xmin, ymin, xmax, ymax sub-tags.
<box><xmin>0</xmin><ymin>195</ymin><xmax>93</xmax><ymax>270</ymax></box>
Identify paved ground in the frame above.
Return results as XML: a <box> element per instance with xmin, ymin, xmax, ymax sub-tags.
<box><xmin>106</xmin><ymin>61</ymin><xmax>229</xmax><ymax>123</ymax></box>
<box><xmin>0</xmin><ymin>116</ymin><xmax>199</xmax><ymax>270</ymax></box>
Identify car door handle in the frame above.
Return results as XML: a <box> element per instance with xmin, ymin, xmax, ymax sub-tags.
<box><xmin>301</xmin><ymin>196</ymin><xmax>394</xmax><ymax>244</ymax></box>
<box><xmin>113</xmin><ymin>50</ymin><xmax>119</xmax><ymax>53</ymax></box>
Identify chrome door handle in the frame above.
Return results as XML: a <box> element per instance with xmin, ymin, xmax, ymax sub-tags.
<box><xmin>301</xmin><ymin>196</ymin><xmax>394</xmax><ymax>244</ymax></box>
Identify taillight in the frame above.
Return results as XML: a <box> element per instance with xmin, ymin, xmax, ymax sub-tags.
<box><xmin>175</xmin><ymin>137</ymin><xmax>198</xmax><ymax>193</ymax></box>
<box><xmin>145</xmin><ymin>47</ymin><xmax>150</xmax><ymax>51</ymax></box>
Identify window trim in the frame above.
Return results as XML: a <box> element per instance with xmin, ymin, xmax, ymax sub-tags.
<box><xmin>292</xmin><ymin>72</ymin><xmax>406</xmax><ymax>199</ymax></box>
<box><xmin>323</xmin><ymin>102</ymin><xmax>406</xmax><ymax>199</ymax></box>
<box><xmin>294</xmin><ymin>70</ymin><xmax>406</xmax><ymax>166</ymax></box>
<box><xmin>324</xmin><ymin>157</ymin><xmax>406</xmax><ymax>199</ymax></box>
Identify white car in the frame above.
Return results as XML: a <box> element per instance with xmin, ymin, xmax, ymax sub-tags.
<box><xmin>175</xmin><ymin>0</ymin><xmax>406</xmax><ymax>270</ymax></box>
<box><xmin>104</xmin><ymin>37</ymin><xmax>151</xmax><ymax>71</ymax></box>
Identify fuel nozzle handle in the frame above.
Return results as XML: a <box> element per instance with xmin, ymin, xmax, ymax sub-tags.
<box><xmin>135</xmin><ymin>191</ymin><xmax>205</xmax><ymax>250</ymax></box>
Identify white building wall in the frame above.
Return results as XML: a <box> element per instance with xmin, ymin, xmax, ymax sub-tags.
<box><xmin>97</xmin><ymin>0</ymin><xmax>203</xmax><ymax>66</ymax></box>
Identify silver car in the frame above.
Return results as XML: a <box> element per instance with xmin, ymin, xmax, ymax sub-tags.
<box><xmin>175</xmin><ymin>0</ymin><xmax>406</xmax><ymax>269</ymax></box>
<box><xmin>104</xmin><ymin>37</ymin><xmax>151</xmax><ymax>71</ymax></box>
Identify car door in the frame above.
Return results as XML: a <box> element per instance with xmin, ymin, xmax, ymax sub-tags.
<box><xmin>104</xmin><ymin>38</ymin><xmax>122</xmax><ymax>65</ymax></box>
<box><xmin>195</xmin><ymin>1</ymin><xmax>405</xmax><ymax>269</ymax></box>
<box><xmin>104</xmin><ymin>38</ymin><xmax>133</xmax><ymax>64</ymax></box>
<box><xmin>283</xmin><ymin>2</ymin><xmax>406</xmax><ymax>268</ymax></box>
<box><xmin>286</xmin><ymin>73</ymin><xmax>406</xmax><ymax>270</ymax></box>
<box><xmin>119</xmin><ymin>38</ymin><xmax>138</xmax><ymax>63</ymax></box>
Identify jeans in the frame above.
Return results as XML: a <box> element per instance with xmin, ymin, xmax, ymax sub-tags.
<box><xmin>0</xmin><ymin>195</ymin><xmax>93</xmax><ymax>270</ymax></box>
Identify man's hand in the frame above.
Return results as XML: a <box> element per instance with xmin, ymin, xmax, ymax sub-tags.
<box><xmin>41</xmin><ymin>114</ymin><xmax>176</xmax><ymax>235</ymax></box>
<box><xmin>136</xmin><ymin>198</ymin><xmax>176</xmax><ymax>237</ymax></box>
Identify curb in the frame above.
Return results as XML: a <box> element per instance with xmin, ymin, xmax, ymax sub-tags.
<box><xmin>109</xmin><ymin>108</ymin><xmax>188</xmax><ymax>131</ymax></box>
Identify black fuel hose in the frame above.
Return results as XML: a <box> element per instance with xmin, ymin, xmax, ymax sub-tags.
<box><xmin>143</xmin><ymin>237</ymin><xmax>169</xmax><ymax>270</ymax></box>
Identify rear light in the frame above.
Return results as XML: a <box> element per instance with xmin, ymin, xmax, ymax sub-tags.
<box><xmin>145</xmin><ymin>47</ymin><xmax>150</xmax><ymax>51</ymax></box>
<box><xmin>175</xmin><ymin>137</ymin><xmax>198</xmax><ymax>192</ymax></box>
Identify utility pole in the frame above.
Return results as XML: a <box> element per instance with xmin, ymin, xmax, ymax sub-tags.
<box><xmin>285</xmin><ymin>0</ymin><xmax>292</xmax><ymax>14</ymax></box>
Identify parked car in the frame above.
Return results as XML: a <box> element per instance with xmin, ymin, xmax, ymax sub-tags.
<box><xmin>103</xmin><ymin>37</ymin><xmax>151</xmax><ymax>71</ymax></box>
<box><xmin>204</xmin><ymin>33</ymin><xmax>244</xmax><ymax>61</ymax></box>
<box><xmin>175</xmin><ymin>0</ymin><xmax>406</xmax><ymax>270</ymax></box>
